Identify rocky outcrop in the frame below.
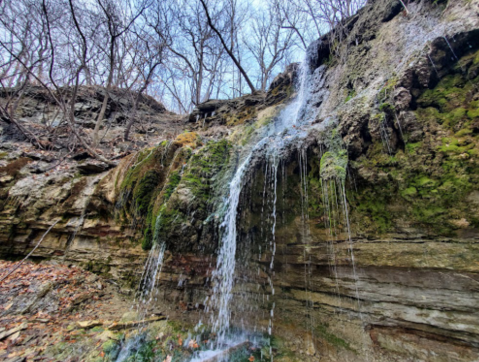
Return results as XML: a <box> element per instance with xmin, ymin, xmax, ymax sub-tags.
<box><xmin>187</xmin><ymin>73</ymin><xmax>294</xmax><ymax>132</ymax></box>
<box><xmin>1</xmin><ymin>0</ymin><xmax>479</xmax><ymax>361</ymax></box>
<box><xmin>236</xmin><ymin>1</ymin><xmax>479</xmax><ymax>360</ymax></box>
<box><xmin>0</xmin><ymin>85</ymin><xmax>184</xmax><ymax>174</ymax></box>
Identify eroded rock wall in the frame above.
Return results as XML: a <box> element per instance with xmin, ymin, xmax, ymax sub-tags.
<box><xmin>1</xmin><ymin>0</ymin><xmax>479</xmax><ymax>361</ymax></box>
<box><xmin>231</xmin><ymin>0</ymin><xmax>479</xmax><ymax>360</ymax></box>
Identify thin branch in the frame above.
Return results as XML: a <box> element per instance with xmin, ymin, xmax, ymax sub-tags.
<box><xmin>198</xmin><ymin>0</ymin><xmax>256</xmax><ymax>93</ymax></box>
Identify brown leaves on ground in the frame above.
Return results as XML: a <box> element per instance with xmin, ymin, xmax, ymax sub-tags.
<box><xmin>0</xmin><ymin>260</ymin><xmax>98</xmax><ymax>315</ymax></box>
<box><xmin>0</xmin><ymin>260</ymin><xmax>131</xmax><ymax>362</ymax></box>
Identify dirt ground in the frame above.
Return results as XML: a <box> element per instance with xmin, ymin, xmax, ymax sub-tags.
<box><xmin>0</xmin><ymin>260</ymin><xmax>133</xmax><ymax>362</ymax></box>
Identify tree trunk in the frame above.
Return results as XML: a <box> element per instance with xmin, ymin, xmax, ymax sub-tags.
<box><xmin>92</xmin><ymin>87</ymin><xmax>110</xmax><ymax>146</ymax></box>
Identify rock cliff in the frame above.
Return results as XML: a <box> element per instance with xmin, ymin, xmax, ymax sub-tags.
<box><xmin>1</xmin><ymin>0</ymin><xmax>479</xmax><ymax>361</ymax></box>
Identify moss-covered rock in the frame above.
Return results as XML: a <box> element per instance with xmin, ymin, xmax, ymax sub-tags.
<box><xmin>349</xmin><ymin>48</ymin><xmax>479</xmax><ymax>235</ymax></box>
<box><xmin>320</xmin><ymin>150</ymin><xmax>348</xmax><ymax>182</ymax></box>
<box><xmin>155</xmin><ymin>139</ymin><xmax>231</xmax><ymax>251</ymax></box>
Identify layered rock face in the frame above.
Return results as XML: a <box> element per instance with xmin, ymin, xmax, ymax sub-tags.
<box><xmin>2</xmin><ymin>0</ymin><xmax>479</xmax><ymax>361</ymax></box>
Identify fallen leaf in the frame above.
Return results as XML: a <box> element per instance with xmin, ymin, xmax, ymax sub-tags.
<box><xmin>187</xmin><ymin>339</ymin><xmax>199</xmax><ymax>348</ymax></box>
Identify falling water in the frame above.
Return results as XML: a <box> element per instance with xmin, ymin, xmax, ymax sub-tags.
<box><xmin>116</xmin><ymin>216</ymin><xmax>167</xmax><ymax>362</ymax></box>
<box><xmin>209</xmin><ymin>150</ymin><xmax>256</xmax><ymax>342</ymax></box>
<box><xmin>379</xmin><ymin>115</ymin><xmax>392</xmax><ymax>154</ymax></box>
<box><xmin>298</xmin><ymin>145</ymin><xmax>317</xmax><ymax>354</ymax></box>
<box><xmin>394</xmin><ymin>113</ymin><xmax>405</xmax><ymax>141</ymax></box>
<box><xmin>427</xmin><ymin>53</ymin><xmax>440</xmax><ymax>77</ymax></box>
<box><xmin>194</xmin><ymin>45</ymin><xmax>326</xmax><ymax>361</ymax></box>
<box><xmin>443</xmin><ymin>36</ymin><xmax>459</xmax><ymax>61</ymax></box>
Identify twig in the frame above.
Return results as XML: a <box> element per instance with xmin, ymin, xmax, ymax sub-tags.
<box><xmin>399</xmin><ymin>0</ymin><xmax>410</xmax><ymax>15</ymax></box>
<box><xmin>0</xmin><ymin>220</ymin><xmax>60</xmax><ymax>284</ymax></box>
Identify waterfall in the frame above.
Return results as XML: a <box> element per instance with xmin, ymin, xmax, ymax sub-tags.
<box><xmin>116</xmin><ymin>215</ymin><xmax>167</xmax><ymax>362</ymax></box>
<box><xmin>196</xmin><ymin>47</ymin><xmax>325</xmax><ymax>358</ymax></box>
<box><xmin>210</xmin><ymin>150</ymin><xmax>254</xmax><ymax>342</ymax></box>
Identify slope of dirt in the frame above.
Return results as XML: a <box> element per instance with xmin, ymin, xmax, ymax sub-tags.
<box><xmin>0</xmin><ymin>260</ymin><xmax>132</xmax><ymax>361</ymax></box>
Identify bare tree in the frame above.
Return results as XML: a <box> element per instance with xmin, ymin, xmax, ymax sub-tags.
<box><xmin>245</xmin><ymin>3</ymin><xmax>295</xmax><ymax>91</ymax></box>
<box><xmin>123</xmin><ymin>16</ymin><xmax>168</xmax><ymax>140</ymax></box>
<box><xmin>91</xmin><ymin>0</ymin><xmax>148</xmax><ymax>146</ymax></box>
<box><xmin>199</xmin><ymin>0</ymin><xmax>256</xmax><ymax>93</ymax></box>
<box><xmin>0</xmin><ymin>0</ymin><xmax>369</xmax><ymax>153</ymax></box>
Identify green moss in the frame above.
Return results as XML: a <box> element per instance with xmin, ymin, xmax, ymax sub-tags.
<box><xmin>412</xmin><ymin>205</ymin><xmax>447</xmax><ymax>225</ymax></box>
<box><xmin>120</xmin><ymin>149</ymin><xmax>156</xmax><ymax>191</ymax></box>
<box><xmin>354</xmin><ymin>192</ymin><xmax>393</xmax><ymax>233</ymax></box>
<box><xmin>308</xmin><ymin>176</ymin><xmax>326</xmax><ymax>219</ymax></box>
<box><xmin>378</xmin><ymin>77</ymin><xmax>399</xmax><ymax>101</ymax></box>
<box><xmin>350</xmin><ymin>48</ymin><xmax>479</xmax><ymax>237</ymax></box>
<box><xmin>417</xmin><ymin>72</ymin><xmax>479</xmax><ymax>125</ymax></box>
<box><xmin>415</xmin><ymin>176</ymin><xmax>436</xmax><ymax>188</ymax></box>
<box><xmin>116</xmin><ymin>145</ymin><xmax>171</xmax><ymax>247</ymax></box>
<box><xmin>141</xmin><ymin>234</ymin><xmax>153</xmax><ymax>250</ymax></box>
<box><xmin>316</xmin><ymin>324</ymin><xmax>355</xmax><ymax>352</ymax></box>
<box><xmin>133</xmin><ymin>169</ymin><xmax>160</xmax><ymax>216</ymax></box>
<box><xmin>144</xmin><ymin>139</ymin><xmax>231</xmax><ymax>248</ymax></box>
<box><xmin>379</xmin><ymin>102</ymin><xmax>395</xmax><ymax>114</ymax></box>
<box><xmin>182</xmin><ymin>139</ymin><xmax>230</xmax><ymax>202</ymax></box>
<box><xmin>156</xmin><ymin>207</ymin><xmax>183</xmax><ymax>238</ymax></box>
<box><xmin>401</xmin><ymin>187</ymin><xmax>417</xmax><ymax>198</ymax></box>
<box><xmin>445</xmin><ymin>108</ymin><xmax>467</xmax><ymax>128</ymax></box>
<box><xmin>438</xmin><ymin>137</ymin><xmax>474</xmax><ymax>154</ymax></box>
<box><xmin>164</xmin><ymin>171</ymin><xmax>181</xmax><ymax>201</ymax></box>
<box><xmin>467</xmin><ymin>107</ymin><xmax>479</xmax><ymax>119</ymax></box>
<box><xmin>405</xmin><ymin>142</ymin><xmax>423</xmax><ymax>155</ymax></box>
<box><xmin>83</xmin><ymin>259</ymin><xmax>111</xmax><ymax>276</ymax></box>
<box><xmin>102</xmin><ymin>339</ymin><xmax>120</xmax><ymax>359</ymax></box>
<box><xmin>455</xmin><ymin>128</ymin><xmax>473</xmax><ymax>137</ymax></box>
<box><xmin>240</xmin><ymin>124</ymin><xmax>255</xmax><ymax>146</ymax></box>
<box><xmin>320</xmin><ymin>150</ymin><xmax>348</xmax><ymax>182</ymax></box>
<box><xmin>345</xmin><ymin>89</ymin><xmax>356</xmax><ymax>102</ymax></box>
<box><xmin>226</xmin><ymin>106</ymin><xmax>257</xmax><ymax>126</ymax></box>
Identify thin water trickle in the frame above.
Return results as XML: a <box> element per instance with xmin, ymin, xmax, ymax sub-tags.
<box><xmin>394</xmin><ymin>113</ymin><xmax>405</xmax><ymax>141</ymax></box>
<box><xmin>380</xmin><ymin>116</ymin><xmax>392</xmax><ymax>154</ymax></box>
<box><xmin>115</xmin><ymin>216</ymin><xmax>167</xmax><ymax>362</ymax></box>
<box><xmin>427</xmin><ymin>53</ymin><xmax>440</xmax><ymax>77</ymax></box>
<box><xmin>443</xmin><ymin>36</ymin><xmax>459</xmax><ymax>61</ymax></box>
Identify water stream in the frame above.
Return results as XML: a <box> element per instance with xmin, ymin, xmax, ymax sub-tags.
<box><xmin>191</xmin><ymin>46</ymin><xmax>326</xmax><ymax>361</ymax></box>
<box><xmin>116</xmin><ymin>217</ymin><xmax>167</xmax><ymax>362</ymax></box>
